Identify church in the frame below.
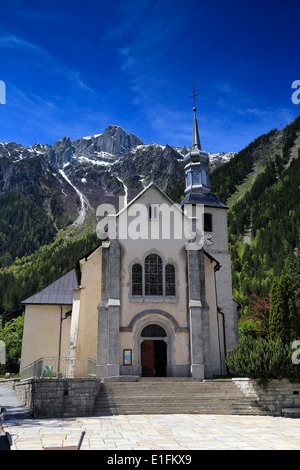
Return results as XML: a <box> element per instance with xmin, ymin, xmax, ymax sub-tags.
<box><xmin>20</xmin><ymin>101</ymin><xmax>239</xmax><ymax>381</ymax></box>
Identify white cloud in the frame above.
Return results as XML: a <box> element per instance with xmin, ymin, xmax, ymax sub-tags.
<box><xmin>0</xmin><ymin>34</ymin><xmax>94</xmax><ymax>93</ymax></box>
<box><xmin>0</xmin><ymin>35</ymin><xmax>49</xmax><ymax>57</ymax></box>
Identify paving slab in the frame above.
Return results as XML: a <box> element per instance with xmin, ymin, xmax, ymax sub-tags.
<box><xmin>2</xmin><ymin>413</ymin><xmax>300</xmax><ymax>450</ymax></box>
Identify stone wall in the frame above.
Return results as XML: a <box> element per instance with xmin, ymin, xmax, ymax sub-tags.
<box><xmin>4</xmin><ymin>377</ymin><xmax>300</xmax><ymax>418</ymax></box>
<box><xmin>0</xmin><ymin>378</ymin><xmax>20</xmax><ymax>390</ymax></box>
<box><xmin>233</xmin><ymin>378</ymin><xmax>300</xmax><ymax>416</ymax></box>
<box><xmin>14</xmin><ymin>377</ymin><xmax>100</xmax><ymax>418</ymax></box>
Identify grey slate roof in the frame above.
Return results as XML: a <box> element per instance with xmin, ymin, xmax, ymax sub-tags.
<box><xmin>180</xmin><ymin>191</ymin><xmax>228</xmax><ymax>209</ymax></box>
<box><xmin>21</xmin><ymin>269</ymin><xmax>77</xmax><ymax>306</ymax></box>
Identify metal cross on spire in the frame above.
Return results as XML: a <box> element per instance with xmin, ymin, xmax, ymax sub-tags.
<box><xmin>189</xmin><ymin>81</ymin><xmax>199</xmax><ymax>111</ymax></box>
<box><xmin>188</xmin><ymin>81</ymin><xmax>201</xmax><ymax>149</ymax></box>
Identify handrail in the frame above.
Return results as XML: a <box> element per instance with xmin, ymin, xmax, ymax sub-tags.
<box><xmin>20</xmin><ymin>357</ymin><xmax>96</xmax><ymax>380</ymax></box>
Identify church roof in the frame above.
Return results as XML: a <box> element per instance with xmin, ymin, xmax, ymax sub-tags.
<box><xmin>21</xmin><ymin>269</ymin><xmax>77</xmax><ymax>306</ymax></box>
<box><xmin>180</xmin><ymin>191</ymin><xmax>228</xmax><ymax>209</ymax></box>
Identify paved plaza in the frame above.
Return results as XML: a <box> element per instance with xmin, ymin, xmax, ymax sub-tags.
<box><xmin>4</xmin><ymin>413</ymin><xmax>300</xmax><ymax>450</ymax></box>
<box><xmin>2</xmin><ymin>385</ymin><xmax>300</xmax><ymax>451</ymax></box>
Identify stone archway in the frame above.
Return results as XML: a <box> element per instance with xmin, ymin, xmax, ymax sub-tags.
<box><xmin>140</xmin><ymin>324</ymin><xmax>167</xmax><ymax>377</ymax></box>
<box><xmin>132</xmin><ymin>314</ymin><xmax>176</xmax><ymax>377</ymax></box>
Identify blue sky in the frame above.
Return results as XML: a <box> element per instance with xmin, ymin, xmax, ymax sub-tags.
<box><xmin>0</xmin><ymin>0</ymin><xmax>299</xmax><ymax>153</ymax></box>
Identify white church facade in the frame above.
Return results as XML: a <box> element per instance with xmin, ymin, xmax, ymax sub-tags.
<box><xmin>20</xmin><ymin>104</ymin><xmax>239</xmax><ymax>381</ymax></box>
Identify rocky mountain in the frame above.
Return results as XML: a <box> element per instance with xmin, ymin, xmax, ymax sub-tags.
<box><xmin>0</xmin><ymin>125</ymin><xmax>235</xmax><ymax>229</ymax></box>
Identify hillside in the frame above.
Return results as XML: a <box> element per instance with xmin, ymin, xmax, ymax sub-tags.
<box><xmin>210</xmin><ymin>116</ymin><xmax>300</xmax><ymax>315</ymax></box>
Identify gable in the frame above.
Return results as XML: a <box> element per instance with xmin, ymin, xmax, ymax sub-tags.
<box><xmin>117</xmin><ymin>181</ymin><xmax>177</xmax><ymax>217</ymax></box>
<box><xmin>115</xmin><ymin>182</ymin><xmax>186</xmax><ymax>243</ymax></box>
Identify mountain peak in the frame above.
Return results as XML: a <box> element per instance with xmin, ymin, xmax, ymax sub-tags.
<box><xmin>72</xmin><ymin>125</ymin><xmax>143</xmax><ymax>159</ymax></box>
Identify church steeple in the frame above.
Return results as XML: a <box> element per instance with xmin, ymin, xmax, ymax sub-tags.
<box><xmin>183</xmin><ymin>84</ymin><xmax>210</xmax><ymax>195</ymax></box>
<box><xmin>190</xmin><ymin>84</ymin><xmax>201</xmax><ymax>150</ymax></box>
<box><xmin>192</xmin><ymin>110</ymin><xmax>201</xmax><ymax>150</ymax></box>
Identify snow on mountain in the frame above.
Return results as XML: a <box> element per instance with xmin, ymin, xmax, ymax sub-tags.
<box><xmin>208</xmin><ymin>152</ymin><xmax>236</xmax><ymax>169</ymax></box>
<box><xmin>0</xmin><ymin>124</ymin><xmax>236</xmax><ymax>226</ymax></box>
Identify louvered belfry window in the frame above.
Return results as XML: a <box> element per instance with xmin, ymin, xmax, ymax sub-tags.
<box><xmin>145</xmin><ymin>254</ymin><xmax>163</xmax><ymax>296</ymax></box>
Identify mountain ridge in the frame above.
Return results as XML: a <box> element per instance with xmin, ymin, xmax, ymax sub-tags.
<box><xmin>0</xmin><ymin>124</ymin><xmax>235</xmax><ymax>229</ymax></box>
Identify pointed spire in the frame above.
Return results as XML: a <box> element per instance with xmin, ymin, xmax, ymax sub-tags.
<box><xmin>183</xmin><ymin>82</ymin><xmax>210</xmax><ymax>195</ymax></box>
<box><xmin>192</xmin><ymin>110</ymin><xmax>201</xmax><ymax>150</ymax></box>
<box><xmin>189</xmin><ymin>83</ymin><xmax>201</xmax><ymax>149</ymax></box>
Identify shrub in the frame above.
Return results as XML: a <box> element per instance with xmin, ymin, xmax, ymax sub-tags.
<box><xmin>226</xmin><ymin>336</ymin><xmax>300</xmax><ymax>386</ymax></box>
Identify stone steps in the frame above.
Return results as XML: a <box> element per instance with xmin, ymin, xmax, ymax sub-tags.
<box><xmin>93</xmin><ymin>378</ymin><xmax>270</xmax><ymax>416</ymax></box>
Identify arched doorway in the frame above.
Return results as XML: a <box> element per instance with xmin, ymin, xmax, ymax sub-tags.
<box><xmin>140</xmin><ymin>324</ymin><xmax>167</xmax><ymax>377</ymax></box>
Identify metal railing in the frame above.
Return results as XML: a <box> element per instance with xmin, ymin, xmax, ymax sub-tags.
<box><xmin>20</xmin><ymin>357</ymin><xmax>96</xmax><ymax>380</ymax></box>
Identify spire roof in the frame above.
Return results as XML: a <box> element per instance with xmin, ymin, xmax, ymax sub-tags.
<box><xmin>189</xmin><ymin>83</ymin><xmax>201</xmax><ymax>149</ymax></box>
<box><xmin>192</xmin><ymin>110</ymin><xmax>201</xmax><ymax>150</ymax></box>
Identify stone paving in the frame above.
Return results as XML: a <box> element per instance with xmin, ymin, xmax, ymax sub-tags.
<box><xmin>4</xmin><ymin>413</ymin><xmax>300</xmax><ymax>450</ymax></box>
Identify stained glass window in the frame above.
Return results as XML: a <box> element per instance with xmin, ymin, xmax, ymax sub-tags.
<box><xmin>145</xmin><ymin>254</ymin><xmax>163</xmax><ymax>296</ymax></box>
<box><xmin>141</xmin><ymin>324</ymin><xmax>167</xmax><ymax>337</ymax></box>
<box><xmin>132</xmin><ymin>255</ymin><xmax>176</xmax><ymax>299</ymax></box>
<box><xmin>132</xmin><ymin>263</ymin><xmax>143</xmax><ymax>296</ymax></box>
<box><xmin>165</xmin><ymin>264</ymin><xmax>175</xmax><ymax>296</ymax></box>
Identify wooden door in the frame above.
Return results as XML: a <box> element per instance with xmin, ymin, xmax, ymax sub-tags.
<box><xmin>154</xmin><ymin>340</ymin><xmax>167</xmax><ymax>377</ymax></box>
<box><xmin>141</xmin><ymin>340</ymin><xmax>154</xmax><ymax>377</ymax></box>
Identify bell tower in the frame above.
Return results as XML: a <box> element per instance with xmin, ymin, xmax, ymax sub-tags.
<box><xmin>181</xmin><ymin>83</ymin><xmax>228</xmax><ymax>239</ymax></box>
<box><xmin>184</xmin><ymin>84</ymin><xmax>210</xmax><ymax>195</ymax></box>
<box><xmin>181</xmin><ymin>84</ymin><xmax>239</xmax><ymax>378</ymax></box>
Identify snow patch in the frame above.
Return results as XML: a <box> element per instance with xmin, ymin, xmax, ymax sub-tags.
<box><xmin>116</xmin><ymin>175</ymin><xmax>128</xmax><ymax>208</ymax></box>
<box><xmin>82</xmin><ymin>133</ymin><xmax>103</xmax><ymax>140</ymax></box>
<box><xmin>74</xmin><ymin>155</ymin><xmax>114</xmax><ymax>166</ymax></box>
<box><xmin>58</xmin><ymin>168</ymin><xmax>91</xmax><ymax>225</ymax></box>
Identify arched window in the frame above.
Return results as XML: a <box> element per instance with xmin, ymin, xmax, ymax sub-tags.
<box><xmin>141</xmin><ymin>324</ymin><xmax>167</xmax><ymax>337</ymax></box>
<box><xmin>132</xmin><ymin>263</ymin><xmax>142</xmax><ymax>296</ymax></box>
<box><xmin>145</xmin><ymin>254</ymin><xmax>163</xmax><ymax>296</ymax></box>
<box><xmin>165</xmin><ymin>264</ymin><xmax>175</xmax><ymax>296</ymax></box>
<box><xmin>186</xmin><ymin>170</ymin><xmax>191</xmax><ymax>187</ymax></box>
<box><xmin>192</xmin><ymin>169</ymin><xmax>201</xmax><ymax>185</ymax></box>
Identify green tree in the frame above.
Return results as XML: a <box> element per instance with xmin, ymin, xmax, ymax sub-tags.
<box><xmin>0</xmin><ymin>315</ymin><xmax>24</xmax><ymax>373</ymax></box>
<box><xmin>269</xmin><ymin>274</ymin><xmax>298</xmax><ymax>344</ymax></box>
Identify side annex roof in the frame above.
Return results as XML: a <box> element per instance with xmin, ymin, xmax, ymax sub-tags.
<box><xmin>21</xmin><ymin>269</ymin><xmax>77</xmax><ymax>306</ymax></box>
